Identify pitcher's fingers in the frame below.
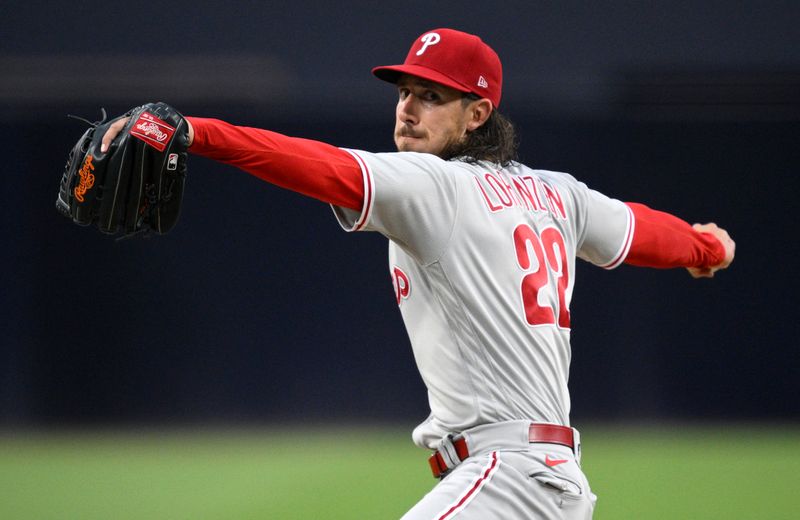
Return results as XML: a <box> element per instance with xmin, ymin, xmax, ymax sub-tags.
<box><xmin>100</xmin><ymin>117</ymin><xmax>130</xmax><ymax>153</ymax></box>
<box><xmin>688</xmin><ymin>266</ymin><xmax>715</xmax><ymax>279</ymax></box>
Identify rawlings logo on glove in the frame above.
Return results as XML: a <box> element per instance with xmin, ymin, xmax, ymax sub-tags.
<box><xmin>130</xmin><ymin>111</ymin><xmax>176</xmax><ymax>152</ymax></box>
<box><xmin>74</xmin><ymin>154</ymin><xmax>96</xmax><ymax>203</ymax></box>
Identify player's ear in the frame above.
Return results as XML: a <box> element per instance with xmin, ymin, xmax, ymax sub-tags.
<box><xmin>465</xmin><ymin>98</ymin><xmax>493</xmax><ymax>132</ymax></box>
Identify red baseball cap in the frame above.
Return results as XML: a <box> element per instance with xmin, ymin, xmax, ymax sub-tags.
<box><xmin>373</xmin><ymin>28</ymin><xmax>503</xmax><ymax>108</ymax></box>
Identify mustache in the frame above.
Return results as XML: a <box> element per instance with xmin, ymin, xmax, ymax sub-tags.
<box><xmin>397</xmin><ymin>126</ymin><xmax>424</xmax><ymax>139</ymax></box>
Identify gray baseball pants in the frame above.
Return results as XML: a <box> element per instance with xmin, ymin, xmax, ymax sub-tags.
<box><xmin>401</xmin><ymin>421</ymin><xmax>596</xmax><ymax>520</ymax></box>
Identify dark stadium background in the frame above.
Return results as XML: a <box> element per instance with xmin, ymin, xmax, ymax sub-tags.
<box><xmin>2</xmin><ymin>0</ymin><xmax>798</xmax><ymax>428</ymax></box>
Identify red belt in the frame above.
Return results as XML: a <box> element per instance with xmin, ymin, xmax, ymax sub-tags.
<box><xmin>428</xmin><ymin>423</ymin><xmax>575</xmax><ymax>479</ymax></box>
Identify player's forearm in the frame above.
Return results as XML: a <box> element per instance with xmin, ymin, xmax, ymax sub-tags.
<box><xmin>624</xmin><ymin>202</ymin><xmax>726</xmax><ymax>268</ymax></box>
<box><xmin>186</xmin><ymin>117</ymin><xmax>364</xmax><ymax>210</ymax></box>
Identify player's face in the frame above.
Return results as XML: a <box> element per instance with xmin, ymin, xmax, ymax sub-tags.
<box><xmin>394</xmin><ymin>76</ymin><xmax>476</xmax><ymax>157</ymax></box>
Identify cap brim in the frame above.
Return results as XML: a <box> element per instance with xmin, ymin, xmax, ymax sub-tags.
<box><xmin>372</xmin><ymin>64</ymin><xmax>473</xmax><ymax>95</ymax></box>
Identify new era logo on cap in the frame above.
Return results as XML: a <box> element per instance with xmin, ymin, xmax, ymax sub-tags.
<box><xmin>372</xmin><ymin>28</ymin><xmax>503</xmax><ymax>108</ymax></box>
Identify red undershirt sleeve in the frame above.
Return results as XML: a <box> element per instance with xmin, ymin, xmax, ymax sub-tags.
<box><xmin>624</xmin><ymin>202</ymin><xmax>726</xmax><ymax>269</ymax></box>
<box><xmin>186</xmin><ymin>116</ymin><xmax>364</xmax><ymax>211</ymax></box>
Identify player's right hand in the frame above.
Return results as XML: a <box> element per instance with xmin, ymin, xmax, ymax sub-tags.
<box><xmin>687</xmin><ymin>223</ymin><xmax>735</xmax><ymax>278</ymax></box>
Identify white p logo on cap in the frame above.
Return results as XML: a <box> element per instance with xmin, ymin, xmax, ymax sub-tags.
<box><xmin>416</xmin><ymin>32</ymin><xmax>441</xmax><ymax>56</ymax></box>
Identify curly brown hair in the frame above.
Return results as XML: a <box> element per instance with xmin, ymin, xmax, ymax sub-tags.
<box><xmin>440</xmin><ymin>95</ymin><xmax>519</xmax><ymax>166</ymax></box>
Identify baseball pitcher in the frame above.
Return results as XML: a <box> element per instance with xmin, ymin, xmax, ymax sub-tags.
<box><xmin>86</xmin><ymin>28</ymin><xmax>734</xmax><ymax>519</ymax></box>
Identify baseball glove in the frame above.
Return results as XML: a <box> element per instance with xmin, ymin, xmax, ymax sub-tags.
<box><xmin>56</xmin><ymin>102</ymin><xmax>189</xmax><ymax>237</ymax></box>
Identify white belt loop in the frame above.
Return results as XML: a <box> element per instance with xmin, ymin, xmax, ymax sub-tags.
<box><xmin>436</xmin><ymin>434</ymin><xmax>462</xmax><ymax>471</ymax></box>
<box><xmin>572</xmin><ymin>427</ymin><xmax>582</xmax><ymax>466</ymax></box>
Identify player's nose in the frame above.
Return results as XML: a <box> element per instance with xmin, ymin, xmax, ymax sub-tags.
<box><xmin>397</xmin><ymin>95</ymin><xmax>419</xmax><ymax>125</ymax></box>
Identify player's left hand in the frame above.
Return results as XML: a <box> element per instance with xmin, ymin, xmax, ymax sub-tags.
<box><xmin>687</xmin><ymin>223</ymin><xmax>735</xmax><ymax>278</ymax></box>
<box><xmin>101</xmin><ymin>114</ymin><xmax>194</xmax><ymax>153</ymax></box>
<box><xmin>56</xmin><ymin>102</ymin><xmax>191</xmax><ymax>237</ymax></box>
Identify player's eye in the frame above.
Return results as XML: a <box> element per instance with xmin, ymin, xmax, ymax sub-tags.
<box><xmin>398</xmin><ymin>88</ymin><xmax>410</xmax><ymax>100</ymax></box>
<box><xmin>421</xmin><ymin>90</ymin><xmax>440</xmax><ymax>102</ymax></box>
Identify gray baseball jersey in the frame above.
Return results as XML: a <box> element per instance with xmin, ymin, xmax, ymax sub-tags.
<box><xmin>332</xmin><ymin>150</ymin><xmax>633</xmax><ymax>451</ymax></box>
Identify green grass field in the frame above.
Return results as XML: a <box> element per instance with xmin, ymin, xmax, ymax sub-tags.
<box><xmin>1</xmin><ymin>424</ymin><xmax>797</xmax><ymax>519</ymax></box>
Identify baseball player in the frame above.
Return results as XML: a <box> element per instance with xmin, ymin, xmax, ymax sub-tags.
<box><xmin>101</xmin><ymin>28</ymin><xmax>734</xmax><ymax>519</ymax></box>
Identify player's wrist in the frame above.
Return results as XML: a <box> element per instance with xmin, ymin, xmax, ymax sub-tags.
<box><xmin>186</xmin><ymin>118</ymin><xmax>195</xmax><ymax>147</ymax></box>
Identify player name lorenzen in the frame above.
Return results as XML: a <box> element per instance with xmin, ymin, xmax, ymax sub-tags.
<box><xmin>474</xmin><ymin>171</ymin><xmax>568</xmax><ymax>220</ymax></box>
